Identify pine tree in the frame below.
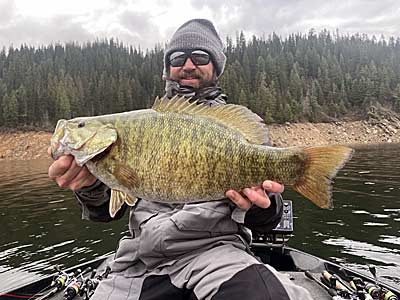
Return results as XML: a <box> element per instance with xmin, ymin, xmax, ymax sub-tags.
<box><xmin>1</xmin><ymin>31</ymin><xmax>400</xmax><ymax>127</ymax></box>
<box><xmin>2</xmin><ymin>91</ymin><xmax>18</xmax><ymax>126</ymax></box>
<box><xmin>54</xmin><ymin>80</ymin><xmax>71</xmax><ymax>120</ymax></box>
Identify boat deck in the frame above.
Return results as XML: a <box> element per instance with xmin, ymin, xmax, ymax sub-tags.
<box><xmin>43</xmin><ymin>272</ymin><xmax>331</xmax><ymax>300</ymax></box>
<box><xmin>283</xmin><ymin>271</ymin><xmax>332</xmax><ymax>299</ymax></box>
<box><xmin>2</xmin><ymin>245</ymin><xmax>399</xmax><ymax>300</ymax></box>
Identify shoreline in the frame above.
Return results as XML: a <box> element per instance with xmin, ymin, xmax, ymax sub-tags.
<box><xmin>268</xmin><ymin>119</ymin><xmax>399</xmax><ymax>147</ymax></box>
<box><xmin>0</xmin><ymin>119</ymin><xmax>399</xmax><ymax>161</ymax></box>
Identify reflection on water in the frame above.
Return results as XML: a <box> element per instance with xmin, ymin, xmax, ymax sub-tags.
<box><xmin>0</xmin><ymin>144</ymin><xmax>399</xmax><ymax>291</ymax></box>
<box><xmin>0</xmin><ymin>159</ymin><xmax>128</xmax><ymax>291</ymax></box>
<box><xmin>287</xmin><ymin>143</ymin><xmax>400</xmax><ymax>286</ymax></box>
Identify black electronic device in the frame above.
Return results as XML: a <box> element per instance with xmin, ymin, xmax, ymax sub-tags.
<box><xmin>272</xmin><ymin>200</ymin><xmax>294</xmax><ymax>235</ymax></box>
<box><xmin>252</xmin><ymin>200</ymin><xmax>294</xmax><ymax>246</ymax></box>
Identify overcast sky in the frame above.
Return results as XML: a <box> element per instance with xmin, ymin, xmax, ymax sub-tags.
<box><xmin>1</xmin><ymin>0</ymin><xmax>400</xmax><ymax>50</ymax></box>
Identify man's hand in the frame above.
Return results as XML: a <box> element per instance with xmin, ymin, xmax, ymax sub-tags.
<box><xmin>226</xmin><ymin>180</ymin><xmax>284</xmax><ymax>210</ymax></box>
<box><xmin>48</xmin><ymin>147</ymin><xmax>97</xmax><ymax>191</ymax></box>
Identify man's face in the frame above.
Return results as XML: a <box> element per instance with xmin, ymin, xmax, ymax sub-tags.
<box><xmin>168</xmin><ymin>52</ymin><xmax>215</xmax><ymax>89</ymax></box>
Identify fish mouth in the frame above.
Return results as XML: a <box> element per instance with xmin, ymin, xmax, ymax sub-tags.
<box><xmin>50</xmin><ymin>142</ymin><xmax>61</xmax><ymax>160</ymax></box>
<box><xmin>50</xmin><ymin>140</ymin><xmax>72</xmax><ymax>161</ymax></box>
<box><xmin>50</xmin><ymin>119</ymin><xmax>67</xmax><ymax>160</ymax></box>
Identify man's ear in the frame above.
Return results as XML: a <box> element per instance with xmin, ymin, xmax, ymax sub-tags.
<box><xmin>162</xmin><ymin>65</ymin><xmax>170</xmax><ymax>81</ymax></box>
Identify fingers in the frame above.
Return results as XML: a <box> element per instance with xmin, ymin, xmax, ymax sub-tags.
<box><xmin>65</xmin><ymin>167</ymin><xmax>97</xmax><ymax>191</ymax></box>
<box><xmin>226</xmin><ymin>186</ymin><xmax>271</xmax><ymax>209</ymax></box>
<box><xmin>48</xmin><ymin>155</ymin><xmax>96</xmax><ymax>191</ymax></box>
<box><xmin>48</xmin><ymin>155</ymin><xmax>74</xmax><ymax>178</ymax></box>
<box><xmin>226</xmin><ymin>190</ymin><xmax>252</xmax><ymax>210</ymax></box>
<box><xmin>55</xmin><ymin>159</ymin><xmax>83</xmax><ymax>187</ymax></box>
<box><xmin>243</xmin><ymin>186</ymin><xmax>271</xmax><ymax>208</ymax></box>
<box><xmin>262</xmin><ymin>180</ymin><xmax>284</xmax><ymax>193</ymax></box>
<box><xmin>226</xmin><ymin>180</ymin><xmax>284</xmax><ymax>210</ymax></box>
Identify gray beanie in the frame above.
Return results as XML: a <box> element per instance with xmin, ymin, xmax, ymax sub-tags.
<box><xmin>164</xmin><ymin>19</ymin><xmax>226</xmax><ymax>78</ymax></box>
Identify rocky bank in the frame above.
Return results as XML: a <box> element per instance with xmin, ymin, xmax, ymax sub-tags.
<box><xmin>0</xmin><ymin>117</ymin><xmax>399</xmax><ymax>161</ymax></box>
<box><xmin>268</xmin><ymin>119</ymin><xmax>400</xmax><ymax>147</ymax></box>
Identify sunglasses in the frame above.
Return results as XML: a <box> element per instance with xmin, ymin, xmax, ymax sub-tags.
<box><xmin>169</xmin><ymin>50</ymin><xmax>211</xmax><ymax>67</ymax></box>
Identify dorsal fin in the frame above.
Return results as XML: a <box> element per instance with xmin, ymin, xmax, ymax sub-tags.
<box><xmin>152</xmin><ymin>95</ymin><xmax>269</xmax><ymax>145</ymax></box>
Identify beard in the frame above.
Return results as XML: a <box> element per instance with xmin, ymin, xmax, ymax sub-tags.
<box><xmin>164</xmin><ymin>72</ymin><xmax>226</xmax><ymax>103</ymax></box>
<box><xmin>173</xmin><ymin>69</ymin><xmax>216</xmax><ymax>89</ymax></box>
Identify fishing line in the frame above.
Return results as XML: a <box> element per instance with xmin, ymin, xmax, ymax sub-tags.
<box><xmin>0</xmin><ymin>293</ymin><xmax>41</xmax><ymax>299</ymax></box>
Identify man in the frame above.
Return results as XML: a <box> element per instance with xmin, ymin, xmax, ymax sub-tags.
<box><xmin>48</xmin><ymin>19</ymin><xmax>312</xmax><ymax>299</ymax></box>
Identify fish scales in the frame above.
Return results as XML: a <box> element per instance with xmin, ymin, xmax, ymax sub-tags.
<box><xmin>134</xmin><ymin>112</ymin><xmax>256</xmax><ymax>201</ymax></box>
<box><xmin>51</xmin><ymin>96</ymin><xmax>354</xmax><ymax>217</ymax></box>
<box><xmin>96</xmin><ymin>114</ymin><xmax>306</xmax><ymax>200</ymax></box>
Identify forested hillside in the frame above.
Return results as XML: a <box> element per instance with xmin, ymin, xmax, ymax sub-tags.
<box><xmin>1</xmin><ymin>30</ymin><xmax>400</xmax><ymax>128</ymax></box>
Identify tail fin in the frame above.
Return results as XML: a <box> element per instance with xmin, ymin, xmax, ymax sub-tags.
<box><xmin>293</xmin><ymin>145</ymin><xmax>354</xmax><ymax>209</ymax></box>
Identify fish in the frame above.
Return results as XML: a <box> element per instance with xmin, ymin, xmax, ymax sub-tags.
<box><xmin>50</xmin><ymin>96</ymin><xmax>354</xmax><ymax>217</ymax></box>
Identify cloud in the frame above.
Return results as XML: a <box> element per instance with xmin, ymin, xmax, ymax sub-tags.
<box><xmin>0</xmin><ymin>1</ymin><xmax>166</xmax><ymax>49</ymax></box>
<box><xmin>189</xmin><ymin>0</ymin><xmax>400</xmax><ymax>41</ymax></box>
<box><xmin>0</xmin><ymin>0</ymin><xmax>17</xmax><ymax>26</ymax></box>
<box><xmin>0</xmin><ymin>14</ymin><xmax>93</xmax><ymax>48</ymax></box>
<box><xmin>0</xmin><ymin>0</ymin><xmax>399</xmax><ymax>49</ymax></box>
<box><xmin>118</xmin><ymin>10</ymin><xmax>164</xmax><ymax>49</ymax></box>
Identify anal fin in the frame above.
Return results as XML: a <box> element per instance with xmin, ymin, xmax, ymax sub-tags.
<box><xmin>110</xmin><ymin>189</ymin><xmax>138</xmax><ymax>218</ymax></box>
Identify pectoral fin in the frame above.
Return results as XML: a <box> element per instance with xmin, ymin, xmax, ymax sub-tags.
<box><xmin>114</xmin><ymin>164</ymin><xmax>140</xmax><ymax>190</ymax></box>
<box><xmin>110</xmin><ymin>189</ymin><xmax>138</xmax><ymax>218</ymax></box>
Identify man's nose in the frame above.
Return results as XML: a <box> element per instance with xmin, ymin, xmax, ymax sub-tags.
<box><xmin>182</xmin><ymin>58</ymin><xmax>196</xmax><ymax>70</ymax></box>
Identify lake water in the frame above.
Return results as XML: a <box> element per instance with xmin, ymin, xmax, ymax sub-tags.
<box><xmin>0</xmin><ymin>144</ymin><xmax>399</xmax><ymax>291</ymax></box>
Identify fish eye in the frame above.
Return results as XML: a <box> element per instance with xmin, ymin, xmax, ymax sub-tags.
<box><xmin>78</xmin><ymin>121</ymin><xmax>85</xmax><ymax>128</ymax></box>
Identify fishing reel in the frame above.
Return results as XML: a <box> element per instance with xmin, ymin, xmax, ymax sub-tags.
<box><xmin>353</xmin><ymin>275</ymin><xmax>398</xmax><ymax>300</ymax></box>
<box><xmin>63</xmin><ymin>266</ymin><xmax>111</xmax><ymax>300</ymax></box>
<box><xmin>33</xmin><ymin>265</ymin><xmax>111</xmax><ymax>300</ymax></box>
<box><xmin>311</xmin><ymin>267</ymin><xmax>399</xmax><ymax>300</ymax></box>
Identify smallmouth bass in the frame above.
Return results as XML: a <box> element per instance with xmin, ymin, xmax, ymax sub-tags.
<box><xmin>51</xmin><ymin>96</ymin><xmax>353</xmax><ymax>217</ymax></box>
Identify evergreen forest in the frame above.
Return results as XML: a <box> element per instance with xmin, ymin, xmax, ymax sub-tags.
<box><xmin>1</xmin><ymin>29</ymin><xmax>400</xmax><ymax>129</ymax></box>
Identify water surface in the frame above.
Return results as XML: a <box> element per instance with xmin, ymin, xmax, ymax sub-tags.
<box><xmin>0</xmin><ymin>144</ymin><xmax>399</xmax><ymax>291</ymax></box>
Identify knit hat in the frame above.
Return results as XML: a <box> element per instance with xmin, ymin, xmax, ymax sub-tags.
<box><xmin>164</xmin><ymin>19</ymin><xmax>226</xmax><ymax>78</ymax></box>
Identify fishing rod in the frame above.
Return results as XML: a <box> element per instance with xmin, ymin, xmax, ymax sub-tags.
<box><xmin>35</xmin><ymin>267</ymin><xmax>79</xmax><ymax>300</ymax></box>
<box><xmin>32</xmin><ymin>265</ymin><xmax>111</xmax><ymax>300</ymax></box>
<box><xmin>81</xmin><ymin>269</ymin><xmax>99</xmax><ymax>300</ymax></box>
<box><xmin>317</xmin><ymin>267</ymin><xmax>399</xmax><ymax>300</ymax></box>
<box><xmin>63</xmin><ymin>265</ymin><xmax>111</xmax><ymax>300</ymax></box>
<box><xmin>352</xmin><ymin>265</ymin><xmax>398</xmax><ymax>300</ymax></box>
<box><xmin>62</xmin><ymin>268</ymin><xmax>88</xmax><ymax>300</ymax></box>
<box><xmin>347</xmin><ymin>277</ymin><xmax>374</xmax><ymax>300</ymax></box>
<box><xmin>0</xmin><ymin>266</ymin><xmax>73</xmax><ymax>300</ymax></box>
<box><xmin>321</xmin><ymin>271</ymin><xmax>357</xmax><ymax>299</ymax></box>
<box><xmin>305</xmin><ymin>271</ymin><xmax>339</xmax><ymax>298</ymax></box>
